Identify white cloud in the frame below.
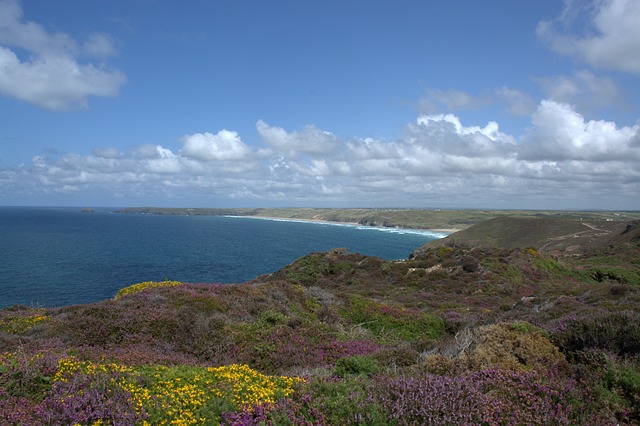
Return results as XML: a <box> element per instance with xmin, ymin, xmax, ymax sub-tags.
<box><xmin>409</xmin><ymin>114</ymin><xmax>516</xmax><ymax>157</ymax></box>
<box><xmin>521</xmin><ymin>100</ymin><xmax>640</xmax><ymax>162</ymax></box>
<box><xmin>0</xmin><ymin>0</ymin><xmax>126</xmax><ymax>110</ymax></box>
<box><xmin>537</xmin><ymin>0</ymin><xmax>640</xmax><ymax>74</ymax></box>
<box><xmin>144</xmin><ymin>146</ymin><xmax>182</xmax><ymax>174</ymax></box>
<box><xmin>346</xmin><ymin>137</ymin><xmax>397</xmax><ymax>160</ymax></box>
<box><xmin>2</xmin><ymin>103</ymin><xmax>639</xmax><ymax>209</ymax></box>
<box><xmin>181</xmin><ymin>130</ymin><xmax>250</xmax><ymax>161</ymax></box>
<box><xmin>256</xmin><ymin>120</ymin><xmax>339</xmax><ymax>155</ymax></box>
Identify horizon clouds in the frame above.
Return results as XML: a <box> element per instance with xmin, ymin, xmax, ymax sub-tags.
<box><xmin>3</xmin><ymin>99</ymin><xmax>638</xmax><ymax>209</ymax></box>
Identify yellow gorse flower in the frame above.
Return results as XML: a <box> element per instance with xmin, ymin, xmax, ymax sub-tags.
<box><xmin>0</xmin><ymin>310</ymin><xmax>50</xmax><ymax>334</ymax></box>
<box><xmin>52</xmin><ymin>357</ymin><xmax>303</xmax><ymax>425</ymax></box>
<box><xmin>206</xmin><ymin>363</ymin><xmax>303</xmax><ymax>407</ymax></box>
<box><xmin>114</xmin><ymin>280</ymin><xmax>182</xmax><ymax>299</ymax></box>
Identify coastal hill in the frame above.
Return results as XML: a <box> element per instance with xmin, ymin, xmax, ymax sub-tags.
<box><xmin>116</xmin><ymin>206</ymin><xmax>640</xmax><ymax>232</ymax></box>
<box><xmin>2</xmin><ymin>212</ymin><xmax>639</xmax><ymax>424</ymax></box>
<box><xmin>417</xmin><ymin>216</ymin><xmax>640</xmax><ymax>253</ymax></box>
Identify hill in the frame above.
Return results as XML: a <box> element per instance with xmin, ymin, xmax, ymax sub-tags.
<box><xmin>1</xmin><ymin>217</ymin><xmax>639</xmax><ymax>424</ymax></box>
<box><xmin>418</xmin><ymin>216</ymin><xmax>639</xmax><ymax>253</ymax></box>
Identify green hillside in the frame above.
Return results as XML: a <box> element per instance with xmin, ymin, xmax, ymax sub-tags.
<box><xmin>420</xmin><ymin>216</ymin><xmax>637</xmax><ymax>253</ymax></box>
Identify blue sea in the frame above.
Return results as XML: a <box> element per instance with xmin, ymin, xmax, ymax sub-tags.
<box><xmin>0</xmin><ymin>207</ymin><xmax>446</xmax><ymax>309</ymax></box>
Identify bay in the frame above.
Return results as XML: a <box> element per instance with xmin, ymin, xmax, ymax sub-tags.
<box><xmin>0</xmin><ymin>207</ymin><xmax>445</xmax><ymax>309</ymax></box>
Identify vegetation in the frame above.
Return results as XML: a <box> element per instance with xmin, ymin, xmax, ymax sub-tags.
<box><xmin>2</xmin><ymin>216</ymin><xmax>640</xmax><ymax>424</ymax></box>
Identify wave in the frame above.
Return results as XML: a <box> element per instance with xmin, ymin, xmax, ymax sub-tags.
<box><xmin>224</xmin><ymin>215</ymin><xmax>449</xmax><ymax>239</ymax></box>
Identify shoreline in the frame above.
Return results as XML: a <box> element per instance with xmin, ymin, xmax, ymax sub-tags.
<box><xmin>228</xmin><ymin>214</ymin><xmax>454</xmax><ymax>237</ymax></box>
<box><xmin>114</xmin><ymin>207</ymin><xmax>639</xmax><ymax>234</ymax></box>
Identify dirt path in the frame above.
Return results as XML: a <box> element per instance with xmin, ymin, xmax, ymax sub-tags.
<box><xmin>539</xmin><ymin>222</ymin><xmax>615</xmax><ymax>251</ymax></box>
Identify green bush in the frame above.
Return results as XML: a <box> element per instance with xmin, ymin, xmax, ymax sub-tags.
<box><xmin>301</xmin><ymin>377</ymin><xmax>388</xmax><ymax>424</ymax></box>
<box><xmin>591</xmin><ymin>362</ymin><xmax>640</xmax><ymax>423</ymax></box>
<box><xmin>591</xmin><ymin>267</ymin><xmax>640</xmax><ymax>285</ymax></box>
<box><xmin>372</xmin><ymin>346</ymin><xmax>419</xmax><ymax>368</ymax></box>
<box><xmin>603</xmin><ymin>364</ymin><xmax>640</xmax><ymax>404</ymax></box>
<box><xmin>340</xmin><ymin>296</ymin><xmax>445</xmax><ymax>342</ymax></box>
<box><xmin>335</xmin><ymin>355</ymin><xmax>381</xmax><ymax>377</ymax></box>
<box><xmin>258</xmin><ymin>309</ymin><xmax>289</xmax><ymax>326</ymax></box>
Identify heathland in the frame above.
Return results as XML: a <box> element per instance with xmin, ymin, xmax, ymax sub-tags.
<box><xmin>2</xmin><ymin>209</ymin><xmax>639</xmax><ymax>425</ymax></box>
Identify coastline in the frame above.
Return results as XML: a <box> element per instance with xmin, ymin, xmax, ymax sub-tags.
<box><xmin>228</xmin><ymin>214</ymin><xmax>454</xmax><ymax>238</ymax></box>
<box><xmin>114</xmin><ymin>207</ymin><xmax>639</xmax><ymax>234</ymax></box>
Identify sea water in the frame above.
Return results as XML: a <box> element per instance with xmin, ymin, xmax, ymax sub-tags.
<box><xmin>0</xmin><ymin>207</ymin><xmax>445</xmax><ymax>309</ymax></box>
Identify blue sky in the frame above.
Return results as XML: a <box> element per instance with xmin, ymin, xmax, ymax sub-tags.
<box><xmin>1</xmin><ymin>0</ymin><xmax>639</xmax><ymax>209</ymax></box>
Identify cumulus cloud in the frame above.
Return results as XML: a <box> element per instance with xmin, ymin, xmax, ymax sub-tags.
<box><xmin>537</xmin><ymin>0</ymin><xmax>640</xmax><ymax>74</ymax></box>
<box><xmin>181</xmin><ymin>130</ymin><xmax>250</xmax><ymax>161</ymax></box>
<box><xmin>256</xmin><ymin>120</ymin><xmax>339</xmax><ymax>155</ymax></box>
<box><xmin>2</xmin><ymin>101</ymin><xmax>639</xmax><ymax>209</ymax></box>
<box><xmin>0</xmin><ymin>0</ymin><xmax>126</xmax><ymax>110</ymax></box>
<box><xmin>144</xmin><ymin>146</ymin><xmax>182</xmax><ymax>174</ymax></box>
<box><xmin>521</xmin><ymin>100</ymin><xmax>640</xmax><ymax>162</ymax></box>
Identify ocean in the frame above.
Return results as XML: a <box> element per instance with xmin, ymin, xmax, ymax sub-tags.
<box><xmin>0</xmin><ymin>207</ymin><xmax>446</xmax><ymax>309</ymax></box>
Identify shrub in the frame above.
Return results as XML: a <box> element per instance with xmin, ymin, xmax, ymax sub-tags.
<box><xmin>258</xmin><ymin>309</ymin><xmax>289</xmax><ymax>326</ymax></box>
<box><xmin>375</xmin><ymin>368</ymin><xmax>601</xmax><ymax>425</ymax></box>
<box><xmin>340</xmin><ymin>296</ymin><xmax>445</xmax><ymax>342</ymax></box>
<box><xmin>597</xmin><ymin>362</ymin><xmax>640</xmax><ymax>422</ymax></box>
<box><xmin>460</xmin><ymin>255</ymin><xmax>480</xmax><ymax>272</ymax></box>
<box><xmin>456</xmin><ymin>322</ymin><xmax>568</xmax><ymax>371</ymax></box>
<box><xmin>335</xmin><ymin>355</ymin><xmax>380</xmax><ymax>377</ymax></box>
<box><xmin>0</xmin><ymin>307</ymin><xmax>50</xmax><ymax>334</ymax></box>
<box><xmin>296</xmin><ymin>377</ymin><xmax>386</xmax><ymax>425</ymax></box>
<box><xmin>376</xmin><ymin>373</ymin><xmax>485</xmax><ymax>425</ymax></box>
<box><xmin>468</xmin><ymin>368</ymin><xmax>593</xmax><ymax>425</ymax></box>
<box><xmin>591</xmin><ymin>267</ymin><xmax>640</xmax><ymax>285</ymax></box>
<box><xmin>372</xmin><ymin>346</ymin><xmax>419</xmax><ymax>369</ymax></box>
<box><xmin>0</xmin><ymin>348</ymin><xmax>61</xmax><ymax>399</ymax></box>
<box><xmin>0</xmin><ymin>389</ymin><xmax>40</xmax><ymax>425</ymax></box>
<box><xmin>46</xmin><ymin>357</ymin><xmax>302</xmax><ymax>425</ymax></box>
<box><xmin>551</xmin><ymin>310</ymin><xmax>640</xmax><ymax>357</ymax></box>
<box><xmin>37</xmin><ymin>371</ymin><xmax>146</xmax><ymax>425</ymax></box>
<box><xmin>232</xmin><ymin>320</ymin><xmax>379</xmax><ymax>373</ymax></box>
<box><xmin>115</xmin><ymin>280</ymin><xmax>182</xmax><ymax>299</ymax></box>
<box><xmin>442</xmin><ymin>309</ymin><xmax>466</xmax><ymax>334</ymax></box>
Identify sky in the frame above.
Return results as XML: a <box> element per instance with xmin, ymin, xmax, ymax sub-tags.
<box><xmin>1</xmin><ymin>0</ymin><xmax>639</xmax><ymax>210</ymax></box>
